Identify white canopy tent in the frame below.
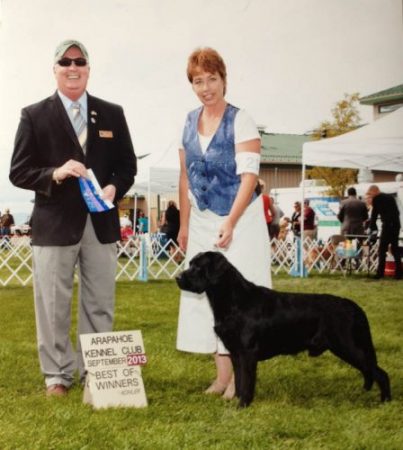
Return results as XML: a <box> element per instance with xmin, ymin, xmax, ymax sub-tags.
<box><xmin>298</xmin><ymin>107</ymin><xmax>403</xmax><ymax>277</ymax></box>
<box><xmin>130</xmin><ymin>142</ymin><xmax>180</xmax><ymax>196</ymax></box>
<box><xmin>133</xmin><ymin>167</ymin><xmax>180</xmax><ymax>195</ymax></box>
<box><xmin>127</xmin><ymin>145</ymin><xmax>180</xmax><ymax>230</ymax></box>
<box><xmin>303</xmin><ymin>107</ymin><xmax>403</xmax><ymax>172</ymax></box>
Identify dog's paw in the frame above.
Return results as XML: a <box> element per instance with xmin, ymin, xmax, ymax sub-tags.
<box><xmin>238</xmin><ymin>397</ymin><xmax>252</xmax><ymax>408</ymax></box>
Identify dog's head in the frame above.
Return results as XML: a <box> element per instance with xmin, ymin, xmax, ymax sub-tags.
<box><xmin>176</xmin><ymin>251</ymin><xmax>230</xmax><ymax>293</ymax></box>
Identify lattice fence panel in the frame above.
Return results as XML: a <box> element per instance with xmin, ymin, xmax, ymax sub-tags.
<box><xmin>0</xmin><ymin>235</ymin><xmax>381</xmax><ymax>286</ymax></box>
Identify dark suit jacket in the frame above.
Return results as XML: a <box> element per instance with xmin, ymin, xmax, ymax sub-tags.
<box><xmin>337</xmin><ymin>196</ymin><xmax>368</xmax><ymax>235</ymax></box>
<box><xmin>9</xmin><ymin>92</ymin><xmax>137</xmax><ymax>245</ymax></box>
<box><xmin>369</xmin><ymin>193</ymin><xmax>400</xmax><ymax>232</ymax></box>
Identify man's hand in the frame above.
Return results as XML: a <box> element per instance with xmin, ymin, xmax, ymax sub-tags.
<box><xmin>53</xmin><ymin>159</ymin><xmax>87</xmax><ymax>183</ymax></box>
<box><xmin>102</xmin><ymin>184</ymin><xmax>116</xmax><ymax>203</ymax></box>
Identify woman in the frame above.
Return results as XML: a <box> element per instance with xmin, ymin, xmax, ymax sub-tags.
<box><xmin>164</xmin><ymin>201</ymin><xmax>181</xmax><ymax>261</ymax></box>
<box><xmin>164</xmin><ymin>201</ymin><xmax>180</xmax><ymax>246</ymax></box>
<box><xmin>176</xmin><ymin>48</ymin><xmax>271</xmax><ymax>399</ymax></box>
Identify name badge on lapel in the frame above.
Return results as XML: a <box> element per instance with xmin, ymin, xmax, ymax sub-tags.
<box><xmin>99</xmin><ymin>130</ymin><xmax>114</xmax><ymax>138</ymax></box>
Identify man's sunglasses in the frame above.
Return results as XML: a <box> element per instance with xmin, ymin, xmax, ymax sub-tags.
<box><xmin>57</xmin><ymin>57</ymin><xmax>87</xmax><ymax>67</ymax></box>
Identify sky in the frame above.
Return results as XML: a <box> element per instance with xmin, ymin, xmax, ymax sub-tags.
<box><xmin>1</xmin><ymin>0</ymin><xmax>402</xmax><ymax>222</ymax></box>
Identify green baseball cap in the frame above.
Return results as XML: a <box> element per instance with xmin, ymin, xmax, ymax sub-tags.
<box><xmin>54</xmin><ymin>39</ymin><xmax>89</xmax><ymax>64</ymax></box>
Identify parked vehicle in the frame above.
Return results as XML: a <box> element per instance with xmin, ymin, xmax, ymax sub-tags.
<box><xmin>10</xmin><ymin>221</ymin><xmax>31</xmax><ymax>236</ymax></box>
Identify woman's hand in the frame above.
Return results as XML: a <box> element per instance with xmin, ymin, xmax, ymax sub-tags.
<box><xmin>178</xmin><ymin>225</ymin><xmax>189</xmax><ymax>252</ymax></box>
<box><xmin>216</xmin><ymin>219</ymin><xmax>234</xmax><ymax>249</ymax></box>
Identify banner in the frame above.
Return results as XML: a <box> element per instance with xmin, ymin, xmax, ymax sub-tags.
<box><xmin>79</xmin><ymin>169</ymin><xmax>115</xmax><ymax>213</ymax></box>
<box><xmin>80</xmin><ymin>330</ymin><xmax>147</xmax><ymax>409</ymax></box>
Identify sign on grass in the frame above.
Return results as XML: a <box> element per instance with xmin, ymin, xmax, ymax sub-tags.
<box><xmin>80</xmin><ymin>330</ymin><xmax>147</xmax><ymax>409</ymax></box>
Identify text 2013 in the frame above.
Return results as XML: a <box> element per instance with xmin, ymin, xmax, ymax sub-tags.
<box><xmin>127</xmin><ymin>354</ymin><xmax>147</xmax><ymax>366</ymax></box>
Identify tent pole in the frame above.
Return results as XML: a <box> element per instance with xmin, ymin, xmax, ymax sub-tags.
<box><xmin>157</xmin><ymin>194</ymin><xmax>161</xmax><ymax>228</ymax></box>
<box><xmin>133</xmin><ymin>194</ymin><xmax>138</xmax><ymax>232</ymax></box>
<box><xmin>300</xmin><ymin>164</ymin><xmax>306</xmax><ymax>277</ymax></box>
<box><xmin>147</xmin><ymin>168</ymin><xmax>152</xmax><ymax>272</ymax></box>
<box><xmin>147</xmin><ymin>167</ymin><xmax>151</xmax><ymax>234</ymax></box>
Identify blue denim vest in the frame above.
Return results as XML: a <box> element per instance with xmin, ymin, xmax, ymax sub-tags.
<box><xmin>182</xmin><ymin>104</ymin><xmax>257</xmax><ymax>216</ymax></box>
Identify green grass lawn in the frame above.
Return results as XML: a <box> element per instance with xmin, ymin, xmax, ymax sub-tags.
<box><xmin>0</xmin><ymin>274</ymin><xmax>402</xmax><ymax>449</ymax></box>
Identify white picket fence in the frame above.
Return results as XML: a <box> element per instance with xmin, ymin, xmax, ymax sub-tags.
<box><xmin>0</xmin><ymin>234</ymin><xmax>379</xmax><ymax>286</ymax></box>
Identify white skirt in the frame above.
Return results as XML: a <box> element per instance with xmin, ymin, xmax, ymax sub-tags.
<box><xmin>176</xmin><ymin>195</ymin><xmax>272</xmax><ymax>354</ymax></box>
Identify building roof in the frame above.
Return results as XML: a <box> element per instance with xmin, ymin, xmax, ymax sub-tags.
<box><xmin>360</xmin><ymin>84</ymin><xmax>403</xmax><ymax>105</ymax></box>
<box><xmin>260</xmin><ymin>133</ymin><xmax>311</xmax><ymax>164</ymax></box>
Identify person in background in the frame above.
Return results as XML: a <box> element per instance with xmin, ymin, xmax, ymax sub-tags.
<box><xmin>138</xmin><ymin>211</ymin><xmax>148</xmax><ymax>233</ymax></box>
<box><xmin>337</xmin><ymin>187</ymin><xmax>368</xmax><ymax>237</ymax></box>
<box><xmin>0</xmin><ymin>208</ymin><xmax>15</xmax><ymax>236</ymax></box>
<box><xmin>291</xmin><ymin>201</ymin><xmax>302</xmax><ymax>238</ymax></box>
<box><xmin>278</xmin><ymin>216</ymin><xmax>291</xmax><ymax>240</ymax></box>
<box><xmin>120</xmin><ymin>213</ymin><xmax>132</xmax><ymax>228</ymax></box>
<box><xmin>134</xmin><ymin>208</ymin><xmax>142</xmax><ymax>233</ymax></box>
<box><xmin>9</xmin><ymin>39</ymin><xmax>136</xmax><ymax>396</ymax></box>
<box><xmin>366</xmin><ymin>185</ymin><xmax>402</xmax><ymax>280</ymax></box>
<box><xmin>176</xmin><ymin>47</ymin><xmax>271</xmax><ymax>401</ymax></box>
<box><xmin>258</xmin><ymin>179</ymin><xmax>276</xmax><ymax>238</ymax></box>
<box><xmin>164</xmin><ymin>201</ymin><xmax>181</xmax><ymax>256</ymax></box>
<box><xmin>303</xmin><ymin>199</ymin><xmax>317</xmax><ymax>240</ymax></box>
<box><xmin>269</xmin><ymin>197</ymin><xmax>283</xmax><ymax>239</ymax></box>
<box><xmin>120</xmin><ymin>223</ymin><xmax>134</xmax><ymax>241</ymax></box>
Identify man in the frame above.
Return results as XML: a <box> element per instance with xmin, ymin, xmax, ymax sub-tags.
<box><xmin>9</xmin><ymin>40</ymin><xmax>137</xmax><ymax>396</ymax></box>
<box><xmin>338</xmin><ymin>187</ymin><xmax>368</xmax><ymax>236</ymax></box>
<box><xmin>291</xmin><ymin>201</ymin><xmax>301</xmax><ymax>237</ymax></box>
<box><xmin>0</xmin><ymin>208</ymin><xmax>15</xmax><ymax>236</ymax></box>
<box><xmin>366</xmin><ymin>185</ymin><xmax>402</xmax><ymax>280</ymax></box>
<box><xmin>302</xmin><ymin>199</ymin><xmax>317</xmax><ymax>240</ymax></box>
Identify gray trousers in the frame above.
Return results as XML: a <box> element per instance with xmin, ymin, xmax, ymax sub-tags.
<box><xmin>32</xmin><ymin>216</ymin><xmax>117</xmax><ymax>388</ymax></box>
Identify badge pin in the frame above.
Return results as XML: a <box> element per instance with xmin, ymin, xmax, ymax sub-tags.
<box><xmin>99</xmin><ymin>130</ymin><xmax>113</xmax><ymax>138</ymax></box>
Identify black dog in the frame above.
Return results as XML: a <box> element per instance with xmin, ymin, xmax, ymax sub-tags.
<box><xmin>176</xmin><ymin>251</ymin><xmax>391</xmax><ymax>407</ymax></box>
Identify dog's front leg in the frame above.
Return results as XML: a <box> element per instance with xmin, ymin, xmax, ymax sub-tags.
<box><xmin>230</xmin><ymin>354</ymin><xmax>241</xmax><ymax>398</ymax></box>
<box><xmin>238</xmin><ymin>354</ymin><xmax>258</xmax><ymax>408</ymax></box>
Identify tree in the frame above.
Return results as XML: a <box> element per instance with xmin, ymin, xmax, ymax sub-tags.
<box><xmin>307</xmin><ymin>93</ymin><xmax>361</xmax><ymax>197</ymax></box>
<box><xmin>306</xmin><ymin>167</ymin><xmax>358</xmax><ymax>198</ymax></box>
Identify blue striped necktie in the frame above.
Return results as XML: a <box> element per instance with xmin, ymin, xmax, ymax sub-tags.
<box><xmin>71</xmin><ymin>103</ymin><xmax>87</xmax><ymax>152</ymax></box>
